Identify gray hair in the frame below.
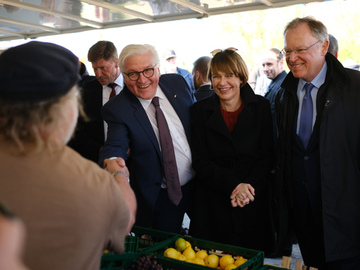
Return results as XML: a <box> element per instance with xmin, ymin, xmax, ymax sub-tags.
<box><xmin>119</xmin><ymin>44</ymin><xmax>160</xmax><ymax>71</ymax></box>
<box><xmin>284</xmin><ymin>16</ymin><xmax>329</xmax><ymax>43</ymax></box>
<box><xmin>328</xmin><ymin>34</ymin><xmax>339</xmax><ymax>56</ymax></box>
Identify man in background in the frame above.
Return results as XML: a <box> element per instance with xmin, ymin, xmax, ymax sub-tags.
<box><xmin>328</xmin><ymin>34</ymin><xmax>338</xmax><ymax>58</ymax></box>
<box><xmin>263</xmin><ymin>48</ymin><xmax>287</xmax><ymax>145</ymax></box>
<box><xmin>68</xmin><ymin>40</ymin><xmax>123</xmax><ymax>163</ymax></box>
<box><xmin>261</xmin><ymin>48</ymin><xmax>291</xmax><ymax>259</ymax></box>
<box><xmin>192</xmin><ymin>56</ymin><xmax>213</xmax><ymax>101</ymax></box>
<box><xmin>163</xmin><ymin>49</ymin><xmax>195</xmax><ymax>93</ymax></box>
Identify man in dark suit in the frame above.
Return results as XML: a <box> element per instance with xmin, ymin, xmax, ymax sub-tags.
<box><xmin>99</xmin><ymin>44</ymin><xmax>196</xmax><ymax>234</ymax></box>
<box><xmin>192</xmin><ymin>56</ymin><xmax>213</xmax><ymax>101</ymax></box>
<box><xmin>68</xmin><ymin>41</ymin><xmax>123</xmax><ymax>163</ymax></box>
<box><xmin>276</xmin><ymin>17</ymin><xmax>360</xmax><ymax>269</ymax></box>
<box><xmin>261</xmin><ymin>48</ymin><xmax>291</xmax><ymax>258</ymax></box>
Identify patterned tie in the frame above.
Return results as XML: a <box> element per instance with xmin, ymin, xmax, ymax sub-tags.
<box><xmin>109</xmin><ymin>83</ymin><xmax>116</xmax><ymax>99</ymax></box>
<box><xmin>299</xmin><ymin>83</ymin><xmax>314</xmax><ymax>148</ymax></box>
<box><xmin>152</xmin><ymin>97</ymin><xmax>182</xmax><ymax>205</ymax></box>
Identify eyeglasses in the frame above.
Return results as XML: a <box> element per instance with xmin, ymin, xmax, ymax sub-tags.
<box><xmin>123</xmin><ymin>67</ymin><xmax>155</xmax><ymax>81</ymax></box>
<box><xmin>282</xmin><ymin>40</ymin><xmax>321</xmax><ymax>57</ymax></box>
<box><xmin>211</xmin><ymin>47</ymin><xmax>238</xmax><ymax>57</ymax></box>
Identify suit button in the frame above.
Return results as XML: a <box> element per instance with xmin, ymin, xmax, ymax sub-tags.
<box><xmin>304</xmin><ymin>156</ymin><xmax>309</xmax><ymax>160</ymax></box>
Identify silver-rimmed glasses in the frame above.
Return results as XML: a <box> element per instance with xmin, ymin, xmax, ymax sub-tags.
<box><xmin>282</xmin><ymin>40</ymin><xmax>321</xmax><ymax>57</ymax></box>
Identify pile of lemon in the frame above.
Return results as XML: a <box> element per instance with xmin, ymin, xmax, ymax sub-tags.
<box><xmin>163</xmin><ymin>238</ymin><xmax>248</xmax><ymax>270</ymax></box>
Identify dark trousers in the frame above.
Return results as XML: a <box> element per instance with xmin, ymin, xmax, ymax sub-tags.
<box><xmin>293</xmin><ymin>200</ymin><xmax>326</xmax><ymax>269</ymax></box>
<box><xmin>152</xmin><ymin>180</ymin><xmax>193</xmax><ymax>234</ymax></box>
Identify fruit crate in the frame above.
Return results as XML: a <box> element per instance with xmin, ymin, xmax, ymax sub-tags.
<box><xmin>100</xmin><ymin>226</ymin><xmax>179</xmax><ymax>270</ymax></box>
<box><xmin>259</xmin><ymin>265</ymin><xmax>289</xmax><ymax>270</ymax></box>
<box><xmin>153</xmin><ymin>235</ymin><xmax>265</xmax><ymax>270</ymax></box>
<box><xmin>130</xmin><ymin>226</ymin><xmax>179</xmax><ymax>253</ymax></box>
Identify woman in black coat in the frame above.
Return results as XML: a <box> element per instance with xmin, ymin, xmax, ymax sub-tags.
<box><xmin>189</xmin><ymin>48</ymin><xmax>275</xmax><ymax>255</ymax></box>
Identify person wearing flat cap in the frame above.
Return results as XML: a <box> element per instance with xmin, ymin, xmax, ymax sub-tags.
<box><xmin>0</xmin><ymin>41</ymin><xmax>136</xmax><ymax>270</ymax></box>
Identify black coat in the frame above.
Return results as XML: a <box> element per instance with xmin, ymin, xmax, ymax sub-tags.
<box><xmin>194</xmin><ymin>84</ymin><xmax>214</xmax><ymax>101</ymax></box>
<box><xmin>68</xmin><ymin>77</ymin><xmax>104</xmax><ymax>163</ymax></box>
<box><xmin>275</xmin><ymin>53</ymin><xmax>360</xmax><ymax>261</ymax></box>
<box><xmin>189</xmin><ymin>83</ymin><xmax>275</xmax><ymax>254</ymax></box>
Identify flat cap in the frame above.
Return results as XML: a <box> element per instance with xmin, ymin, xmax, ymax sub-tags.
<box><xmin>0</xmin><ymin>41</ymin><xmax>79</xmax><ymax>104</ymax></box>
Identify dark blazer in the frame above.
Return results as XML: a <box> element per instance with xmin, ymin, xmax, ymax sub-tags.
<box><xmin>194</xmin><ymin>84</ymin><xmax>213</xmax><ymax>101</ymax></box>
<box><xmin>99</xmin><ymin>74</ymin><xmax>196</xmax><ymax>227</ymax></box>
<box><xmin>189</xmin><ymin>83</ymin><xmax>275</xmax><ymax>254</ymax></box>
<box><xmin>68</xmin><ymin>77</ymin><xmax>105</xmax><ymax>163</ymax></box>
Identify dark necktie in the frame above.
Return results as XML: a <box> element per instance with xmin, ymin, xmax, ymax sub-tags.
<box><xmin>299</xmin><ymin>83</ymin><xmax>314</xmax><ymax>148</ymax></box>
<box><xmin>109</xmin><ymin>83</ymin><xmax>116</xmax><ymax>99</ymax></box>
<box><xmin>152</xmin><ymin>97</ymin><xmax>182</xmax><ymax>205</ymax></box>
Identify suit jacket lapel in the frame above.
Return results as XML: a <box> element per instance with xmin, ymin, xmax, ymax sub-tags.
<box><xmin>125</xmin><ymin>88</ymin><xmax>162</xmax><ymax>155</ymax></box>
<box><xmin>159</xmin><ymin>79</ymin><xmax>193</xmax><ymax>142</ymax></box>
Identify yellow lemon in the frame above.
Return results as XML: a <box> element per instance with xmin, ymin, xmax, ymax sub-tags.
<box><xmin>177</xmin><ymin>254</ymin><xmax>187</xmax><ymax>261</ymax></box>
<box><xmin>185</xmin><ymin>258</ymin><xmax>195</xmax><ymax>263</ymax></box>
<box><xmin>224</xmin><ymin>264</ymin><xmax>238</xmax><ymax>270</ymax></box>
<box><xmin>234</xmin><ymin>256</ymin><xmax>247</xmax><ymax>266</ymax></box>
<box><xmin>194</xmin><ymin>258</ymin><xmax>206</xmax><ymax>265</ymax></box>
<box><xmin>185</xmin><ymin>240</ymin><xmax>192</xmax><ymax>249</ymax></box>
<box><xmin>182</xmin><ymin>247</ymin><xmax>196</xmax><ymax>260</ymax></box>
<box><xmin>175</xmin><ymin>238</ymin><xmax>187</xmax><ymax>252</ymax></box>
<box><xmin>220</xmin><ymin>255</ymin><xmax>234</xmax><ymax>270</ymax></box>
<box><xmin>204</xmin><ymin>254</ymin><xmax>220</xmax><ymax>268</ymax></box>
<box><xmin>196</xmin><ymin>249</ymin><xmax>208</xmax><ymax>260</ymax></box>
<box><xmin>164</xmin><ymin>247</ymin><xmax>179</xmax><ymax>259</ymax></box>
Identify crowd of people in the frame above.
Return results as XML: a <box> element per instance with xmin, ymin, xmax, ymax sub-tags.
<box><xmin>1</xmin><ymin>15</ymin><xmax>360</xmax><ymax>270</ymax></box>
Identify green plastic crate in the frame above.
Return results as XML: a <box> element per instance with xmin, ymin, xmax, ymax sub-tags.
<box><xmin>100</xmin><ymin>252</ymin><xmax>140</xmax><ymax>270</ymax></box>
<box><xmin>130</xmin><ymin>226</ymin><xmax>179</xmax><ymax>253</ymax></box>
<box><xmin>100</xmin><ymin>227</ymin><xmax>265</xmax><ymax>270</ymax></box>
<box><xmin>152</xmin><ymin>235</ymin><xmax>264</xmax><ymax>270</ymax></box>
<box><xmin>100</xmin><ymin>226</ymin><xmax>179</xmax><ymax>270</ymax></box>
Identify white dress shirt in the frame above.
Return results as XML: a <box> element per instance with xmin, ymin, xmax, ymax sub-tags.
<box><xmin>138</xmin><ymin>86</ymin><xmax>195</xmax><ymax>186</ymax></box>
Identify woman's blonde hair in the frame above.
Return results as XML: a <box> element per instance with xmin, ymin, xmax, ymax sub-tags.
<box><xmin>0</xmin><ymin>86</ymin><xmax>81</xmax><ymax>155</ymax></box>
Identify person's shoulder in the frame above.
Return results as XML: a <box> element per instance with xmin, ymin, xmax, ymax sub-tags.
<box><xmin>193</xmin><ymin>94</ymin><xmax>214</xmax><ymax>109</ymax></box>
<box><xmin>80</xmin><ymin>76</ymin><xmax>100</xmax><ymax>88</ymax></box>
<box><xmin>160</xmin><ymin>73</ymin><xmax>189</xmax><ymax>88</ymax></box>
<box><xmin>177</xmin><ymin>67</ymin><xmax>191</xmax><ymax>76</ymax></box>
<box><xmin>62</xmin><ymin>146</ymin><xmax>122</xmax><ymax>190</ymax></box>
<box><xmin>161</xmin><ymin>73</ymin><xmax>185</xmax><ymax>81</ymax></box>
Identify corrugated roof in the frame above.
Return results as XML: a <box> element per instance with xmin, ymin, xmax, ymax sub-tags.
<box><xmin>0</xmin><ymin>0</ymin><xmax>325</xmax><ymax>41</ymax></box>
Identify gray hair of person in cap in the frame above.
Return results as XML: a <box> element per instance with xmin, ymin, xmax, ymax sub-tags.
<box><xmin>0</xmin><ymin>41</ymin><xmax>81</xmax><ymax>155</ymax></box>
<box><xmin>118</xmin><ymin>44</ymin><xmax>160</xmax><ymax>72</ymax></box>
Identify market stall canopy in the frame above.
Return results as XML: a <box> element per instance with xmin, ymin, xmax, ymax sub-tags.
<box><xmin>0</xmin><ymin>0</ymin><xmax>326</xmax><ymax>42</ymax></box>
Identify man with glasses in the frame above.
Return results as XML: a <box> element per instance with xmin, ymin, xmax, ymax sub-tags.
<box><xmin>99</xmin><ymin>44</ymin><xmax>196</xmax><ymax>234</ymax></box>
<box><xmin>275</xmin><ymin>17</ymin><xmax>360</xmax><ymax>269</ymax></box>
